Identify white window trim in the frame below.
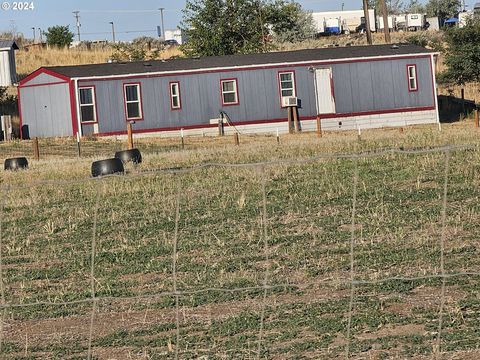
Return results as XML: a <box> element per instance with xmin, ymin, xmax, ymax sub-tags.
<box><xmin>124</xmin><ymin>83</ymin><xmax>143</xmax><ymax>120</ymax></box>
<box><xmin>170</xmin><ymin>82</ymin><xmax>181</xmax><ymax>110</ymax></box>
<box><xmin>279</xmin><ymin>71</ymin><xmax>296</xmax><ymax>99</ymax></box>
<box><xmin>407</xmin><ymin>65</ymin><xmax>418</xmax><ymax>91</ymax></box>
<box><xmin>220</xmin><ymin>79</ymin><xmax>239</xmax><ymax>105</ymax></box>
<box><xmin>79</xmin><ymin>86</ymin><xmax>97</xmax><ymax>123</ymax></box>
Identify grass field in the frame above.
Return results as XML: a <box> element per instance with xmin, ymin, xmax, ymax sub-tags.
<box><xmin>1</xmin><ymin>122</ymin><xmax>480</xmax><ymax>359</ymax></box>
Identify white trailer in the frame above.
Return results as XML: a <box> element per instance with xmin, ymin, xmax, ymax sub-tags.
<box><xmin>426</xmin><ymin>17</ymin><xmax>440</xmax><ymax>30</ymax></box>
<box><xmin>377</xmin><ymin>15</ymin><xmax>395</xmax><ymax>30</ymax></box>
<box><xmin>406</xmin><ymin>14</ymin><xmax>426</xmax><ymax>30</ymax></box>
<box><xmin>164</xmin><ymin>29</ymin><xmax>185</xmax><ymax>45</ymax></box>
<box><xmin>311</xmin><ymin>9</ymin><xmax>376</xmax><ymax>34</ymax></box>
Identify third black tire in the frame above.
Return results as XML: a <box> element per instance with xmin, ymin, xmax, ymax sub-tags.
<box><xmin>114</xmin><ymin>148</ymin><xmax>142</xmax><ymax>164</ymax></box>
<box><xmin>91</xmin><ymin>158</ymin><xmax>125</xmax><ymax>177</ymax></box>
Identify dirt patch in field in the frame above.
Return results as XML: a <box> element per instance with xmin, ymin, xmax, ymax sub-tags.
<box><xmin>5</xmin><ymin>282</ymin><xmax>350</xmax><ymax>346</ymax></box>
<box><xmin>355</xmin><ymin>323</ymin><xmax>425</xmax><ymax>340</ymax></box>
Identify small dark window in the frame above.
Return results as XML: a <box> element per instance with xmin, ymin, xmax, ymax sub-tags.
<box><xmin>79</xmin><ymin>87</ymin><xmax>97</xmax><ymax>123</ymax></box>
<box><xmin>407</xmin><ymin>65</ymin><xmax>418</xmax><ymax>92</ymax></box>
<box><xmin>170</xmin><ymin>82</ymin><xmax>181</xmax><ymax>110</ymax></box>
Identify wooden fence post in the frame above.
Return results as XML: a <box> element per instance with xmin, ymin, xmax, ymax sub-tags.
<box><xmin>127</xmin><ymin>122</ymin><xmax>134</xmax><ymax>150</ymax></box>
<box><xmin>33</xmin><ymin>137</ymin><xmax>40</xmax><ymax>161</ymax></box>
<box><xmin>76</xmin><ymin>132</ymin><xmax>81</xmax><ymax>157</ymax></box>
<box><xmin>218</xmin><ymin>118</ymin><xmax>224</xmax><ymax>136</ymax></box>
<box><xmin>316</xmin><ymin>115</ymin><xmax>322</xmax><ymax>138</ymax></box>
<box><xmin>475</xmin><ymin>109</ymin><xmax>479</xmax><ymax>128</ymax></box>
<box><xmin>234</xmin><ymin>132</ymin><xmax>239</xmax><ymax>146</ymax></box>
<box><xmin>287</xmin><ymin>107</ymin><xmax>294</xmax><ymax>134</ymax></box>
<box><xmin>181</xmin><ymin>128</ymin><xmax>185</xmax><ymax>149</ymax></box>
<box><xmin>276</xmin><ymin>128</ymin><xmax>280</xmax><ymax>144</ymax></box>
<box><xmin>293</xmin><ymin>106</ymin><xmax>301</xmax><ymax>132</ymax></box>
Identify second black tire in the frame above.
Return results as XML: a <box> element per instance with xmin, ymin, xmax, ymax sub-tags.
<box><xmin>4</xmin><ymin>157</ymin><xmax>29</xmax><ymax>171</ymax></box>
<box><xmin>114</xmin><ymin>148</ymin><xmax>142</xmax><ymax>164</ymax></box>
<box><xmin>91</xmin><ymin>158</ymin><xmax>124</xmax><ymax>177</ymax></box>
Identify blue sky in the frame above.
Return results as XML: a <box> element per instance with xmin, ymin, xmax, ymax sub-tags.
<box><xmin>0</xmin><ymin>0</ymin><xmax>476</xmax><ymax>41</ymax></box>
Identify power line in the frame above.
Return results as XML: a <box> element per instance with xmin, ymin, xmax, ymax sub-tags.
<box><xmin>77</xmin><ymin>9</ymin><xmax>182</xmax><ymax>13</ymax></box>
<box><xmin>80</xmin><ymin>30</ymin><xmax>157</xmax><ymax>36</ymax></box>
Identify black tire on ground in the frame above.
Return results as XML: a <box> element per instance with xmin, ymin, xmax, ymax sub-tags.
<box><xmin>4</xmin><ymin>157</ymin><xmax>29</xmax><ymax>171</ymax></box>
<box><xmin>114</xmin><ymin>148</ymin><xmax>142</xmax><ymax>164</ymax></box>
<box><xmin>91</xmin><ymin>158</ymin><xmax>125</xmax><ymax>177</ymax></box>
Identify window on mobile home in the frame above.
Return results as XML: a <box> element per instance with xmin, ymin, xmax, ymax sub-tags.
<box><xmin>279</xmin><ymin>71</ymin><xmax>296</xmax><ymax>98</ymax></box>
<box><xmin>79</xmin><ymin>87</ymin><xmax>97</xmax><ymax>123</ymax></box>
<box><xmin>407</xmin><ymin>65</ymin><xmax>418</xmax><ymax>91</ymax></box>
<box><xmin>220</xmin><ymin>79</ymin><xmax>239</xmax><ymax>105</ymax></box>
<box><xmin>170</xmin><ymin>82</ymin><xmax>181</xmax><ymax>110</ymax></box>
<box><xmin>124</xmin><ymin>83</ymin><xmax>143</xmax><ymax>120</ymax></box>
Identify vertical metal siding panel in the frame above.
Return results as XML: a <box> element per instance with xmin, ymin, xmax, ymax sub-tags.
<box><xmin>295</xmin><ymin>68</ymin><xmax>315</xmax><ymax>117</ymax></box>
<box><xmin>139</xmin><ymin>78</ymin><xmax>156</xmax><ymax>128</ymax></box>
<box><xmin>242</xmin><ymin>70</ymin><xmax>268</xmax><ymax>121</ymax></box>
<box><xmin>154</xmin><ymin>77</ymin><xmax>166</xmax><ymax>126</ymax></box>
<box><xmin>184</xmin><ymin>75</ymin><xmax>203</xmax><ymax>125</ymax></box>
<box><xmin>50</xmin><ymin>84</ymin><xmax>72</xmax><ymax>136</ymax></box>
<box><xmin>349</xmin><ymin>63</ymin><xmax>363</xmax><ymax>112</ymax></box>
<box><xmin>263</xmin><ymin>69</ymin><xmax>281</xmax><ymax>120</ymax></box>
<box><xmin>371</xmin><ymin>61</ymin><xmax>395</xmax><ymax>110</ymax></box>
<box><xmin>203</xmin><ymin>73</ymin><xmax>221</xmax><ymax>120</ymax></box>
<box><xmin>357</xmin><ymin>62</ymin><xmax>375</xmax><ymax>111</ymax></box>
<box><xmin>332</xmin><ymin>64</ymin><xmax>354</xmax><ymax>113</ymax></box>
<box><xmin>92</xmin><ymin>80</ymin><xmax>125</xmax><ymax>133</ymax></box>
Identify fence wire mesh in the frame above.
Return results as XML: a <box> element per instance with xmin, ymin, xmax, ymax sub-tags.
<box><xmin>1</xmin><ymin>145</ymin><xmax>480</xmax><ymax>358</ymax></box>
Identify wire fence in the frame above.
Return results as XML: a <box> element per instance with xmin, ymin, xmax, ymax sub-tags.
<box><xmin>1</xmin><ymin>144</ymin><xmax>480</xmax><ymax>358</ymax></box>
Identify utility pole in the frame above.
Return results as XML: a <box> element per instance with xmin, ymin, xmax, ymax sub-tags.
<box><xmin>109</xmin><ymin>21</ymin><xmax>116</xmax><ymax>43</ymax></box>
<box><xmin>342</xmin><ymin>2</ymin><xmax>344</xmax><ymax>11</ymax></box>
<box><xmin>73</xmin><ymin>10</ymin><xmax>81</xmax><ymax>42</ymax></box>
<box><xmin>38</xmin><ymin>28</ymin><xmax>43</xmax><ymax>43</ymax></box>
<box><xmin>362</xmin><ymin>0</ymin><xmax>373</xmax><ymax>45</ymax></box>
<box><xmin>31</xmin><ymin>27</ymin><xmax>35</xmax><ymax>43</ymax></box>
<box><xmin>159</xmin><ymin>8</ymin><xmax>165</xmax><ymax>40</ymax></box>
<box><xmin>379</xmin><ymin>0</ymin><xmax>391</xmax><ymax>43</ymax></box>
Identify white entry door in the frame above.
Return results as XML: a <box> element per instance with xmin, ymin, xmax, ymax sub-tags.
<box><xmin>314</xmin><ymin>68</ymin><xmax>336</xmax><ymax>114</ymax></box>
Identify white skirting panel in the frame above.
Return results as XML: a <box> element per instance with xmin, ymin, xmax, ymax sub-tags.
<box><xmin>301</xmin><ymin>109</ymin><xmax>438</xmax><ymax>132</ymax></box>
<box><xmin>104</xmin><ymin>109</ymin><xmax>438</xmax><ymax>140</ymax></box>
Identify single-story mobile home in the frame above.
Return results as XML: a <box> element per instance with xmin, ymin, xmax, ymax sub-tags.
<box><xmin>18</xmin><ymin>44</ymin><xmax>439</xmax><ymax>138</ymax></box>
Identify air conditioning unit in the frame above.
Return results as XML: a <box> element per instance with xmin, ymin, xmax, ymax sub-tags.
<box><xmin>281</xmin><ymin>96</ymin><xmax>299</xmax><ymax>107</ymax></box>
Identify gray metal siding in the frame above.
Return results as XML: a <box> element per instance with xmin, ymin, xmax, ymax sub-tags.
<box><xmin>20</xmin><ymin>83</ymin><xmax>72</xmax><ymax>137</ymax></box>
<box><xmin>84</xmin><ymin>68</ymin><xmax>316</xmax><ymax>134</ymax></box>
<box><xmin>84</xmin><ymin>56</ymin><xmax>434</xmax><ymax>135</ymax></box>
<box><xmin>332</xmin><ymin>57</ymin><xmax>434</xmax><ymax>113</ymax></box>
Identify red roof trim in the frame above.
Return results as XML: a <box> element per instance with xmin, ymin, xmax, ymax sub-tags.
<box><xmin>19</xmin><ymin>68</ymin><xmax>71</xmax><ymax>87</ymax></box>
